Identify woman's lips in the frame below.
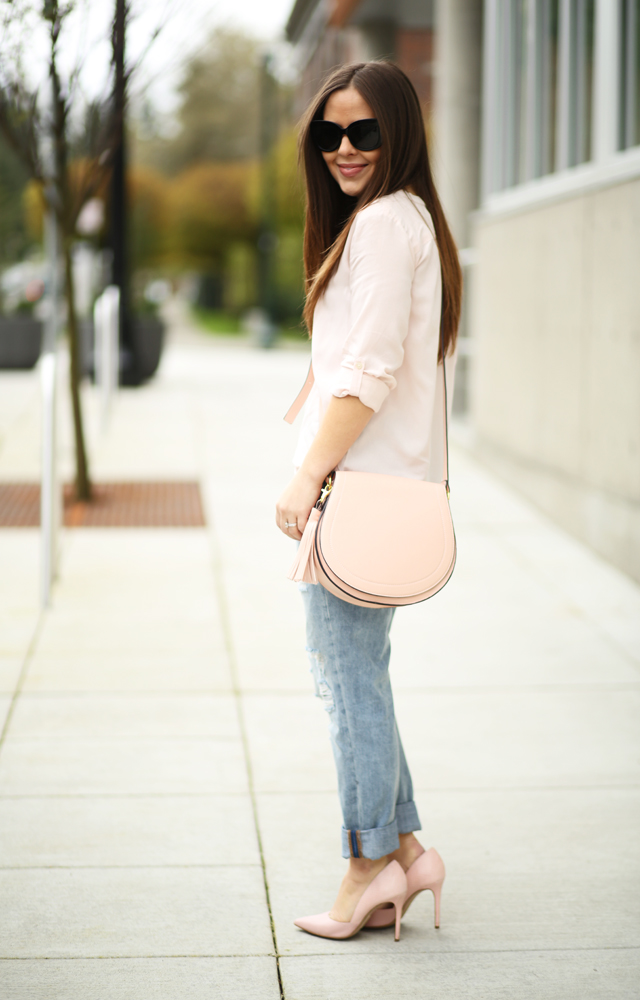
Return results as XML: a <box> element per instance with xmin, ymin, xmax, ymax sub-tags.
<box><xmin>337</xmin><ymin>163</ymin><xmax>367</xmax><ymax>177</ymax></box>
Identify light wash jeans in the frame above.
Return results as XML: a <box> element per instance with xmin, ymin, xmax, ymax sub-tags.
<box><xmin>300</xmin><ymin>581</ymin><xmax>421</xmax><ymax>860</ymax></box>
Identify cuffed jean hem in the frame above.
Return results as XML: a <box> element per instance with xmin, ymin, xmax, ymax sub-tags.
<box><xmin>396</xmin><ymin>800</ymin><xmax>422</xmax><ymax>836</ymax></box>
<box><xmin>341</xmin><ymin>802</ymin><xmax>422</xmax><ymax>860</ymax></box>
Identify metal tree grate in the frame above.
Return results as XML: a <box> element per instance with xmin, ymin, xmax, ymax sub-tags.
<box><xmin>0</xmin><ymin>482</ymin><xmax>206</xmax><ymax>528</ymax></box>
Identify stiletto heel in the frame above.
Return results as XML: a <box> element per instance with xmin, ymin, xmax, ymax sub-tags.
<box><xmin>393</xmin><ymin>896</ymin><xmax>403</xmax><ymax>941</ymax></box>
<box><xmin>366</xmin><ymin>847</ymin><xmax>446</xmax><ymax>930</ymax></box>
<box><xmin>431</xmin><ymin>877</ymin><xmax>443</xmax><ymax>928</ymax></box>
<box><xmin>294</xmin><ymin>860</ymin><xmax>408</xmax><ymax>941</ymax></box>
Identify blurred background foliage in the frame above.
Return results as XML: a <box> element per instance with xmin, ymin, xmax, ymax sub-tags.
<box><xmin>132</xmin><ymin>25</ymin><xmax>306</xmax><ymax>332</ymax></box>
<box><xmin>0</xmin><ymin>138</ymin><xmax>31</xmax><ymax>267</ymax></box>
<box><xmin>165</xmin><ymin>29</ymin><xmax>262</xmax><ymax>169</ymax></box>
<box><xmin>0</xmin><ymin>25</ymin><xmax>306</xmax><ymax>335</ymax></box>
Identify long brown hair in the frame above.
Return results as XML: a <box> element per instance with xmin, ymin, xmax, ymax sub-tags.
<box><xmin>299</xmin><ymin>61</ymin><xmax>462</xmax><ymax>359</ymax></box>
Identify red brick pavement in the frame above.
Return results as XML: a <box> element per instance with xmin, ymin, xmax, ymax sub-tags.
<box><xmin>0</xmin><ymin>482</ymin><xmax>206</xmax><ymax>528</ymax></box>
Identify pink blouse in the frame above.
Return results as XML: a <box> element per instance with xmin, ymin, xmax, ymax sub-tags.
<box><xmin>294</xmin><ymin>189</ymin><xmax>455</xmax><ymax>483</ymax></box>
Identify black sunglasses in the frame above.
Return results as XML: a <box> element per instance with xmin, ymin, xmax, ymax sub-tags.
<box><xmin>310</xmin><ymin>118</ymin><xmax>382</xmax><ymax>152</ymax></box>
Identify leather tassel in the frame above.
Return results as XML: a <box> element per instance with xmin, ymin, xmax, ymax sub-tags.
<box><xmin>288</xmin><ymin>507</ymin><xmax>321</xmax><ymax>584</ymax></box>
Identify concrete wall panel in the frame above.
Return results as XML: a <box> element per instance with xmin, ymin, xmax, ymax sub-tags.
<box><xmin>585</xmin><ymin>181</ymin><xmax>640</xmax><ymax>495</ymax></box>
<box><xmin>472</xmin><ymin>178</ymin><xmax>640</xmax><ymax>581</ymax></box>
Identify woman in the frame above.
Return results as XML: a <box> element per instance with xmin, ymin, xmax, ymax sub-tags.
<box><xmin>276</xmin><ymin>61</ymin><xmax>462</xmax><ymax>941</ymax></box>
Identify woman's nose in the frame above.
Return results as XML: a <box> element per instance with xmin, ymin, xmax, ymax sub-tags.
<box><xmin>338</xmin><ymin>135</ymin><xmax>356</xmax><ymax>156</ymax></box>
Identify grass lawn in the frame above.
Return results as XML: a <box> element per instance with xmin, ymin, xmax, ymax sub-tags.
<box><xmin>192</xmin><ymin>307</ymin><xmax>242</xmax><ymax>335</ymax></box>
<box><xmin>192</xmin><ymin>306</ymin><xmax>308</xmax><ymax>346</ymax></box>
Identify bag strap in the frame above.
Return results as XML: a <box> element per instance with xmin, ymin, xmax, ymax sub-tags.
<box><xmin>284</xmin><ymin>361</ymin><xmax>315</xmax><ymax>425</ymax></box>
<box><xmin>284</xmin><ymin>192</ymin><xmax>450</xmax><ymax>489</ymax></box>
<box><xmin>441</xmin><ymin>331</ymin><xmax>450</xmax><ymax>490</ymax></box>
<box><xmin>405</xmin><ymin>191</ymin><xmax>450</xmax><ymax>488</ymax></box>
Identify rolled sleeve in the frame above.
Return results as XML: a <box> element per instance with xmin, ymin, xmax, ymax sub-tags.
<box><xmin>331</xmin><ymin>206</ymin><xmax>416</xmax><ymax>411</ymax></box>
<box><xmin>333</xmin><ymin>356</ymin><xmax>391</xmax><ymax>412</ymax></box>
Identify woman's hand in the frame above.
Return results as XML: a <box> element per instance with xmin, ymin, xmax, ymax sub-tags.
<box><xmin>276</xmin><ymin>468</ymin><xmax>324</xmax><ymax>541</ymax></box>
<box><xmin>277</xmin><ymin>395</ymin><xmax>374</xmax><ymax>541</ymax></box>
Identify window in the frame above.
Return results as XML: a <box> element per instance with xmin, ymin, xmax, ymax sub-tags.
<box><xmin>620</xmin><ymin>0</ymin><xmax>640</xmax><ymax>149</ymax></box>
<box><xmin>556</xmin><ymin>0</ymin><xmax>595</xmax><ymax>170</ymax></box>
<box><xmin>482</xmin><ymin>0</ymin><xmax>623</xmax><ymax>197</ymax></box>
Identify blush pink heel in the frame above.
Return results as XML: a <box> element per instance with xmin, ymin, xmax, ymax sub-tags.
<box><xmin>365</xmin><ymin>847</ymin><xmax>445</xmax><ymax>929</ymax></box>
<box><xmin>294</xmin><ymin>860</ymin><xmax>408</xmax><ymax>941</ymax></box>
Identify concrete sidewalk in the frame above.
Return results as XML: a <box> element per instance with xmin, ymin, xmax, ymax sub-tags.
<box><xmin>1</xmin><ymin>307</ymin><xmax>639</xmax><ymax>999</ymax></box>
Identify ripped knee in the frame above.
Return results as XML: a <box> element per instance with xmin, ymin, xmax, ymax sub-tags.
<box><xmin>305</xmin><ymin>647</ymin><xmax>335</xmax><ymax>712</ymax></box>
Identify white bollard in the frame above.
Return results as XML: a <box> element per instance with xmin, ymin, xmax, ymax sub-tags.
<box><xmin>40</xmin><ymin>208</ymin><xmax>61</xmax><ymax>609</ymax></box>
<box><xmin>40</xmin><ymin>351</ymin><xmax>58</xmax><ymax>608</ymax></box>
<box><xmin>94</xmin><ymin>285</ymin><xmax>120</xmax><ymax>431</ymax></box>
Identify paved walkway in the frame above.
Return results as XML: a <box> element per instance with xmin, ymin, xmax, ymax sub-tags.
<box><xmin>1</xmin><ymin>304</ymin><xmax>639</xmax><ymax>999</ymax></box>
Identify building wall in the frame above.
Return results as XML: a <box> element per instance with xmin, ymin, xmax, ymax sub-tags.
<box><xmin>296</xmin><ymin>31</ymin><xmax>435</xmax><ymax>114</ymax></box>
<box><xmin>472</xmin><ymin>176</ymin><xmax>640</xmax><ymax>581</ymax></box>
<box><xmin>395</xmin><ymin>29</ymin><xmax>434</xmax><ymax>107</ymax></box>
<box><xmin>432</xmin><ymin>0</ymin><xmax>482</xmax><ymax>248</ymax></box>
<box><xmin>289</xmin><ymin>0</ymin><xmax>435</xmax><ymax>116</ymax></box>
<box><xmin>297</xmin><ymin>29</ymin><xmax>346</xmax><ymax>110</ymax></box>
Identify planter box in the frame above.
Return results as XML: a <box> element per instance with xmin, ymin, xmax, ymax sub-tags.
<box><xmin>79</xmin><ymin>318</ymin><xmax>95</xmax><ymax>377</ymax></box>
<box><xmin>131</xmin><ymin>315</ymin><xmax>165</xmax><ymax>383</ymax></box>
<box><xmin>79</xmin><ymin>314</ymin><xmax>165</xmax><ymax>385</ymax></box>
<box><xmin>0</xmin><ymin>317</ymin><xmax>43</xmax><ymax>369</ymax></box>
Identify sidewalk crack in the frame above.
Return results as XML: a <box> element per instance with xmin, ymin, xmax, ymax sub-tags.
<box><xmin>206</xmin><ymin>492</ymin><xmax>285</xmax><ymax>1000</ymax></box>
<box><xmin>0</xmin><ymin>613</ymin><xmax>45</xmax><ymax>753</ymax></box>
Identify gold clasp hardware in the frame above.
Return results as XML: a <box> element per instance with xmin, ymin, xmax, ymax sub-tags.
<box><xmin>445</xmin><ymin>480</ymin><xmax>450</xmax><ymax>498</ymax></box>
<box><xmin>316</xmin><ymin>473</ymin><xmax>335</xmax><ymax>509</ymax></box>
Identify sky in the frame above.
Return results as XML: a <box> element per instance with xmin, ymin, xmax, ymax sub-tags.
<box><xmin>2</xmin><ymin>0</ymin><xmax>297</xmax><ymax>122</ymax></box>
<box><xmin>126</xmin><ymin>0</ymin><xmax>297</xmax><ymax>104</ymax></box>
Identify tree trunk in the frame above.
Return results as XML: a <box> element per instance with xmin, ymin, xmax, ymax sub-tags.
<box><xmin>63</xmin><ymin>241</ymin><xmax>91</xmax><ymax>501</ymax></box>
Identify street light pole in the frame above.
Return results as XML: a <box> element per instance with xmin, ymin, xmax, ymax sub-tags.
<box><xmin>257</xmin><ymin>52</ymin><xmax>278</xmax><ymax>340</ymax></box>
<box><xmin>110</xmin><ymin>0</ymin><xmax>135</xmax><ymax>383</ymax></box>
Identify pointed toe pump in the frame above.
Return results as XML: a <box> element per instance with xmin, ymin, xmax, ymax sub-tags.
<box><xmin>365</xmin><ymin>847</ymin><xmax>445</xmax><ymax>930</ymax></box>
<box><xmin>294</xmin><ymin>860</ymin><xmax>408</xmax><ymax>942</ymax></box>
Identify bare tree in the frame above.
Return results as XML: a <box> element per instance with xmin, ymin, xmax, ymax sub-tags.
<box><xmin>0</xmin><ymin>0</ymin><xmax>162</xmax><ymax>500</ymax></box>
<box><xmin>0</xmin><ymin>1</ymin><xmax>115</xmax><ymax>499</ymax></box>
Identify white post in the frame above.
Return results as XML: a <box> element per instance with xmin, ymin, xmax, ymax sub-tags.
<box><xmin>40</xmin><ymin>207</ymin><xmax>60</xmax><ymax>608</ymax></box>
<box><xmin>107</xmin><ymin>285</ymin><xmax>120</xmax><ymax>405</ymax></box>
<box><xmin>94</xmin><ymin>285</ymin><xmax>120</xmax><ymax>432</ymax></box>
<box><xmin>480</xmin><ymin>0</ymin><xmax>500</xmax><ymax>200</ymax></box>
<box><xmin>434</xmin><ymin>0</ymin><xmax>483</xmax><ymax>245</ymax></box>
<box><xmin>94</xmin><ymin>292</ymin><xmax>105</xmax><ymax>421</ymax></box>
<box><xmin>592</xmin><ymin>0</ymin><xmax>620</xmax><ymax>163</ymax></box>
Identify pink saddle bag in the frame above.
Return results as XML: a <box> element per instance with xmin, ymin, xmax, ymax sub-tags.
<box><xmin>283</xmin><ymin>353</ymin><xmax>456</xmax><ymax>609</ymax></box>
